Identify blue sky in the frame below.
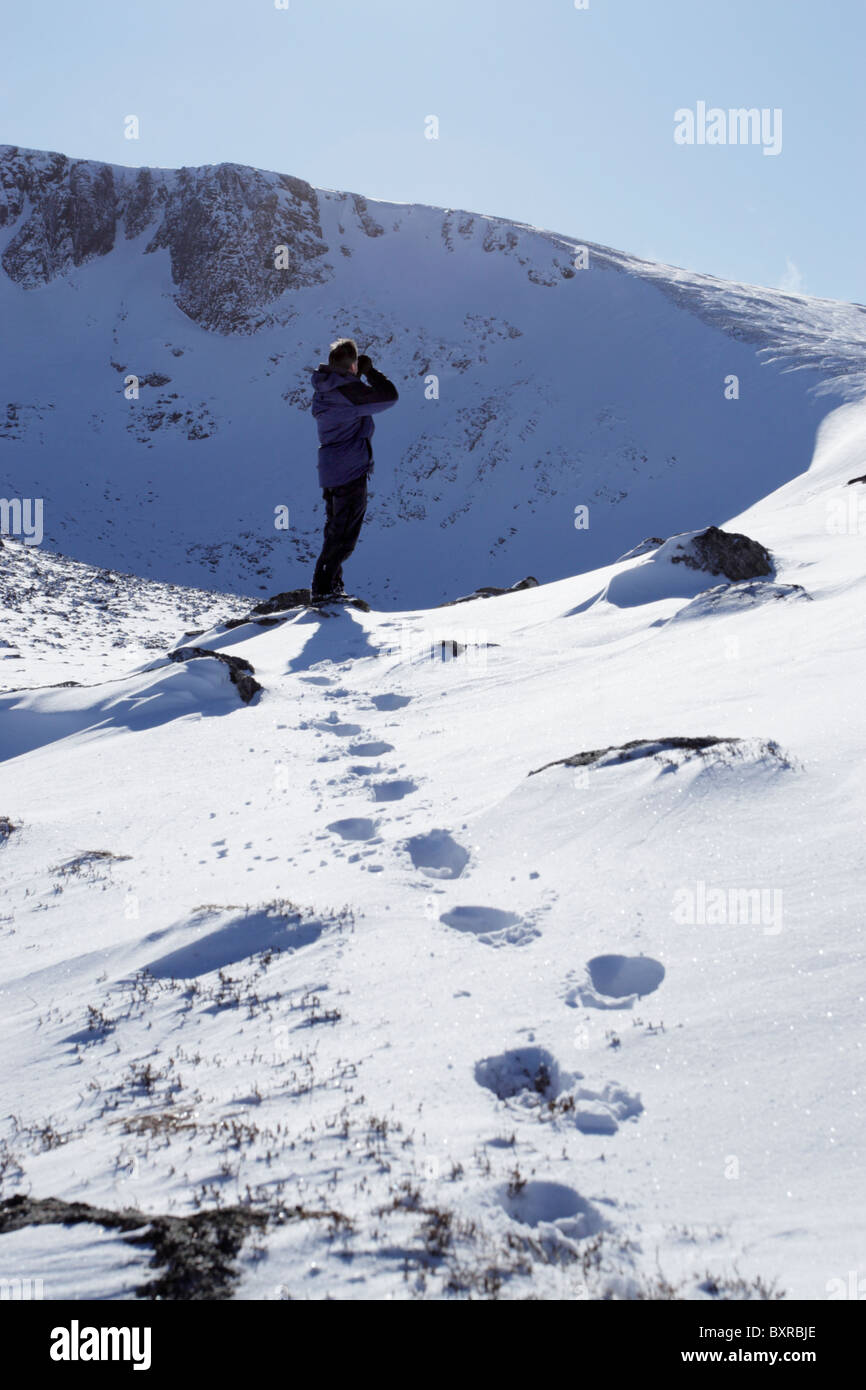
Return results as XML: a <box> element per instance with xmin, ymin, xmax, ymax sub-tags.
<box><xmin>3</xmin><ymin>0</ymin><xmax>862</xmax><ymax>303</ymax></box>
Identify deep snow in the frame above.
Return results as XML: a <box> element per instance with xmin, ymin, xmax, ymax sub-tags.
<box><xmin>1</xmin><ymin>390</ymin><xmax>864</xmax><ymax>1299</ymax></box>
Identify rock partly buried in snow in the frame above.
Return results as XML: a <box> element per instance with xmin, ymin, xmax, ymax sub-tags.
<box><xmin>252</xmin><ymin>588</ymin><xmax>312</xmax><ymax>615</ymax></box>
<box><xmin>168</xmin><ymin>647</ymin><xmax>262</xmax><ymax>704</ymax></box>
<box><xmin>0</xmin><ymin>1194</ymin><xmax>268</xmax><ymax>1300</ymax></box>
<box><xmin>529</xmin><ymin>736</ymin><xmax>735</xmax><ymax>775</ymax></box>
<box><xmin>615</xmin><ymin>537</ymin><xmax>665</xmax><ymax>563</ymax></box>
<box><xmin>847</xmin><ymin>474</ymin><xmax>866</xmax><ymax>485</ymax></box>
<box><xmin>224</xmin><ymin>589</ymin><xmax>371</xmax><ymax>629</ymax></box>
<box><xmin>0</xmin><ymin>815</ymin><xmax>17</xmax><ymax>842</ymax></box>
<box><xmin>591</xmin><ymin>527</ymin><xmax>774</xmax><ymax>611</ymax></box>
<box><xmin>222</xmin><ymin>589</ymin><xmax>311</xmax><ymax>628</ymax></box>
<box><xmin>529</xmin><ymin>735</ymin><xmax>795</xmax><ymax>777</ymax></box>
<box><xmin>665</xmin><ymin>525</ymin><xmax>773</xmax><ymax>582</ymax></box>
<box><xmin>669</xmin><ymin>580</ymin><xmax>812</xmax><ymax>623</ymax></box>
<box><xmin>440</xmin><ymin>576</ymin><xmax>539</xmax><ymax>607</ymax></box>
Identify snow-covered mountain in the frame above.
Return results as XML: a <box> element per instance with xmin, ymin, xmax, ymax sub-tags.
<box><xmin>2</xmin><ymin>143</ymin><xmax>866</xmax><ymax>607</ymax></box>
<box><xmin>3</xmin><ymin>393</ymin><xmax>866</xmax><ymax>1298</ymax></box>
<box><xmin>2</xmin><ymin>146</ymin><xmax>866</xmax><ymax>1303</ymax></box>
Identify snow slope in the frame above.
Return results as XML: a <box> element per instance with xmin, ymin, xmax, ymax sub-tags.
<box><xmin>1</xmin><ymin>391</ymin><xmax>864</xmax><ymax>1299</ymax></box>
<box><xmin>2</xmin><ymin>144</ymin><xmax>866</xmax><ymax>607</ymax></box>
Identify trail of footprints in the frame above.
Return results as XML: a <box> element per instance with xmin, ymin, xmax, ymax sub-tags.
<box><xmin>299</xmin><ymin>669</ymin><xmax>664</xmax><ymax>1234</ymax></box>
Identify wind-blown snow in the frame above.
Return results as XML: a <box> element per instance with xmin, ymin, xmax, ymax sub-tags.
<box><xmin>2</xmin><ymin>145</ymin><xmax>866</xmax><ymax>607</ymax></box>
<box><xmin>1</xmin><ymin>390</ymin><xmax>864</xmax><ymax>1299</ymax></box>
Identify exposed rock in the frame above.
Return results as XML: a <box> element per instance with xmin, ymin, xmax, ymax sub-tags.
<box><xmin>0</xmin><ymin>1193</ymin><xmax>268</xmax><ymax>1301</ymax></box>
<box><xmin>224</xmin><ymin>590</ymin><xmax>373</xmax><ymax>629</ymax></box>
<box><xmin>144</xmin><ymin>163</ymin><xmax>329</xmax><ymax>332</ymax></box>
<box><xmin>251</xmin><ymin>588</ymin><xmax>312</xmax><ymax>615</ymax></box>
<box><xmin>351</xmin><ymin>193</ymin><xmax>385</xmax><ymax>238</ymax></box>
<box><xmin>670</xmin><ymin>580</ymin><xmax>812</xmax><ymax>624</ymax></box>
<box><xmin>0</xmin><ymin>147</ymin><xmax>330</xmax><ymax>333</ymax></box>
<box><xmin>1</xmin><ymin>153</ymin><xmax>117</xmax><ymax>286</ymax></box>
<box><xmin>168</xmin><ymin>646</ymin><xmax>262</xmax><ymax>703</ymax></box>
<box><xmin>530</xmin><ymin>736</ymin><xmax>734</xmax><ymax>775</ymax></box>
<box><xmin>0</xmin><ymin>816</ymin><xmax>17</xmax><ymax>842</ymax></box>
<box><xmin>529</xmin><ymin>735</ymin><xmax>795</xmax><ymax>777</ymax></box>
<box><xmin>440</xmin><ymin>576</ymin><xmax>539</xmax><ymax>607</ymax></box>
<box><xmin>667</xmin><ymin>526</ymin><xmax>773</xmax><ymax>582</ymax></box>
<box><xmin>847</xmin><ymin>474</ymin><xmax>866</xmax><ymax>485</ymax></box>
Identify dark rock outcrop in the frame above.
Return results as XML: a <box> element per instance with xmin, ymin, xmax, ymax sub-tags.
<box><xmin>529</xmin><ymin>736</ymin><xmax>739</xmax><ymax>776</ymax></box>
<box><xmin>529</xmin><ymin>735</ymin><xmax>794</xmax><ymax>777</ymax></box>
<box><xmin>0</xmin><ymin>1193</ymin><xmax>268</xmax><ymax>1301</ymax></box>
<box><xmin>251</xmin><ymin>588</ymin><xmax>312</xmax><ymax>615</ymax></box>
<box><xmin>440</xmin><ymin>576</ymin><xmax>539</xmax><ymax>607</ymax></box>
<box><xmin>847</xmin><ymin>474</ymin><xmax>866</xmax><ymax>485</ymax></box>
<box><xmin>224</xmin><ymin>590</ymin><xmax>372</xmax><ymax>629</ymax></box>
<box><xmin>0</xmin><ymin>815</ymin><xmax>17</xmax><ymax>842</ymax></box>
<box><xmin>668</xmin><ymin>526</ymin><xmax>773</xmax><ymax>582</ymax></box>
<box><xmin>168</xmin><ymin>646</ymin><xmax>262</xmax><ymax>703</ymax></box>
<box><xmin>0</xmin><ymin>147</ymin><xmax>330</xmax><ymax>332</ymax></box>
<box><xmin>0</xmin><ymin>150</ymin><xmax>117</xmax><ymax>285</ymax></box>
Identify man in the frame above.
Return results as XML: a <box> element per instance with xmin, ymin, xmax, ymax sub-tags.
<box><xmin>309</xmin><ymin>337</ymin><xmax>399</xmax><ymax>603</ymax></box>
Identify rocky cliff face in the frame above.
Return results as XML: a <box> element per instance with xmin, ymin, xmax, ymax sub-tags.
<box><xmin>2</xmin><ymin>143</ymin><xmax>865</xmax><ymax>608</ymax></box>
<box><xmin>0</xmin><ymin>147</ymin><xmax>329</xmax><ymax>332</ymax></box>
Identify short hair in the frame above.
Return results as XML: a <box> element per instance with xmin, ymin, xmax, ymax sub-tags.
<box><xmin>328</xmin><ymin>337</ymin><xmax>358</xmax><ymax>371</ymax></box>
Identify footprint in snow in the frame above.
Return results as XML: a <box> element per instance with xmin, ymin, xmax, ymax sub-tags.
<box><xmin>475</xmin><ymin>1046</ymin><xmax>564</xmax><ymax>1101</ymax></box>
<box><xmin>502</xmin><ymin>1182</ymin><xmax>605</xmax><ymax>1235</ymax></box>
<box><xmin>371</xmin><ymin>779</ymin><xmax>416</xmax><ymax>802</ymax></box>
<box><xmin>572</xmin><ymin>1082</ymin><xmax>643</xmax><ymax>1134</ymax></box>
<box><xmin>369</xmin><ymin>693</ymin><xmax>412</xmax><ymax>711</ymax></box>
<box><xmin>566</xmin><ymin>953</ymin><xmax>665</xmax><ymax>1010</ymax></box>
<box><xmin>347</xmin><ymin>740</ymin><xmax>394</xmax><ymax>757</ymax></box>
<box><xmin>309</xmin><ymin>717</ymin><xmax>363</xmax><ymax>737</ymax></box>
<box><xmin>475</xmin><ymin>1046</ymin><xmax>643</xmax><ymax>1135</ymax></box>
<box><xmin>406</xmin><ymin>829</ymin><xmax>469</xmax><ymax>880</ymax></box>
<box><xmin>326</xmin><ymin>817</ymin><xmax>379</xmax><ymax>842</ymax></box>
<box><xmin>440</xmin><ymin>905</ymin><xmax>540</xmax><ymax>948</ymax></box>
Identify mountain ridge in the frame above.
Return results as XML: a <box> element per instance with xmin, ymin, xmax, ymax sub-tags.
<box><xmin>2</xmin><ymin>144</ymin><xmax>865</xmax><ymax>608</ymax></box>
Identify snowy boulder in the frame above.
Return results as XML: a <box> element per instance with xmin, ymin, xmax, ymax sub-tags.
<box><xmin>598</xmin><ymin>526</ymin><xmax>773</xmax><ymax>609</ymax></box>
<box><xmin>251</xmin><ymin>588</ymin><xmax>311</xmax><ymax>615</ymax></box>
<box><xmin>614</xmin><ymin>537</ymin><xmax>665</xmax><ymax>563</ymax></box>
<box><xmin>0</xmin><ymin>816</ymin><xmax>16</xmax><ymax>842</ymax></box>
<box><xmin>529</xmin><ymin>735</ymin><xmax>795</xmax><ymax>780</ymax></box>
<box><xmin>529</xmin><ymin>736</ymin><xmax>736</xmax><ymax>776</ymax></box>
<box><xmin>664</xmin><ymin>525</ymin><xmax>773</xmax><ymax>582</ymax></box>
<box><xmin>167</xmin><ymin>647</ymin><xmax>262</xmax><ymax>704</ymax></box>
<box><xmin>440</xmin><ymin>576</ymin><xmax>539</xmax><ymax>606</ymax></box>
<box><xmin>669</xmin><ymin>580</ymin><xmax>812</xmax><ymax>624</ymax></box>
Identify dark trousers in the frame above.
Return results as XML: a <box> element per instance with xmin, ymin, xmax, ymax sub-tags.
<box><xmin>311</xmin><ymin>472</ymin><xmax>368</xmax><ymax>598</ymax></box>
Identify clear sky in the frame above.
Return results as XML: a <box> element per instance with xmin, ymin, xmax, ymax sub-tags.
<box><xmin>2</xmin><ymin>0</ymin><xmax>862</xmax><ymax>304</ymax></box>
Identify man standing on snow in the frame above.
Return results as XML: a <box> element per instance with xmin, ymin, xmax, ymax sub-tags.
<box><xmin>309</xmin><ymin>337</ymin><xmax>399</xmax><ymax>602</ymax></box>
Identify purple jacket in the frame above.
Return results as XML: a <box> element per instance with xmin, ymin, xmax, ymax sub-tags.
<box><xmin>310</xmin><ymin>363</ymin><xmax>399</xmax><ymax>489</ymax></box>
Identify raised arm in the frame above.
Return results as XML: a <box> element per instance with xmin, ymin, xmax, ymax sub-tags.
<box><xmin>337</xmin><ymin>357</ymin><xmax>399</xmax><ymax>415</ymax></box>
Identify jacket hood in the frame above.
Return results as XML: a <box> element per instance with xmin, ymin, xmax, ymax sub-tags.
<box><xmin>311</xmin><ymin>364</ymin><xmax>353</xmax><ymax>392</ymax></box>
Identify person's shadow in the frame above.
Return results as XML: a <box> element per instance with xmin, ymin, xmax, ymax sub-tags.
<box><xmin>285</xmin><ymin>609</ymin><xmax>379</xmax><ymax>673</ymax></box>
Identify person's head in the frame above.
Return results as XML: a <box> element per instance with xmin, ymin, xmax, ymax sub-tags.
<box><xmin>328</xmin><ymin>337</ymin><xmax>359</xmax><ymax>375</ymax></box>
